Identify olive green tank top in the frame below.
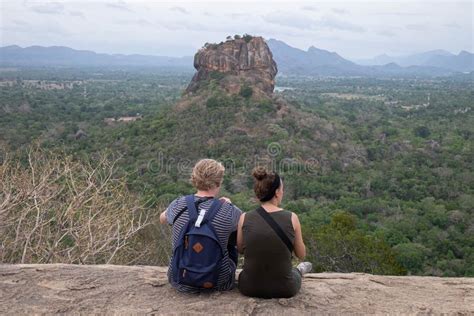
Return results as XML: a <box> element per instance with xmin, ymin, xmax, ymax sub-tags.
<box><xmin>238</xmin><ymin>209</ymin><xmax>300</xmax><ymax>298</ymax></box>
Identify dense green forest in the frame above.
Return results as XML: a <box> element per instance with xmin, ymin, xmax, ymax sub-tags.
<box><xmin>1</xmin><ymin>67</ymin><xmax>472</xmax><ymax>276</ymax></box>
<box><xmin>0</xmin><ymin>67</ymin><xmax>191</xmax><ymax>148</ymax></box>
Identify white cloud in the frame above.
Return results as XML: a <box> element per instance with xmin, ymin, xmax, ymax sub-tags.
<box><xmin>226</xmin><ymin>13</ymin><xmax>249</xmax><ymax>19</ymax></box>
<box><xmin>332</xmin><ymin>8</ymin><xmax>348</xmax><ymax>15</ymax></box>
<box><xmin>30</xmin><ymin>2</ymin><xmax>64</xmax><ymax>14</ymax></box>
<box><xmin>300</xmin><ymin>5</ymin><xmax>317</xmax><ymax>12</ymax></box>
<box><xmin>69</xmin><ymin>11</ymin><xmax>85</xmax><ymax>18</ymax></box>
<box><xmin>115</xmin><ymin>18</ymin><xmax>153</xmax><ymax>27</ymax></box>
<box><xmin>376</xmin><ymin>29</ymin><xmax>396</xmax><ymax>37</ymax></box>
<box><xmin>170</xmin><ymin>6</ymin><xmax>189</xmax><ymax>14</ymax></box>
<box><xmin>405</xmin><ymin>24</ymin><xmax>426</xmax><ymax>31</ymax></box>
<box><xmin>318</xmin><ymin>16</ymin><xmax>366</xmax><ymax>33</ymax></box>
<box><xmin>1</xmin><ymin>20</ymin><xmax>31</xmax><ymax>33</ymax></box>
<box><xmin>444</xmin><ymin>22</ymin><xmax>461</xmax><ymax>29</ymax></box>
<box><xmin>263</xmin><ymin>11</ymin><xmax>315</xmax><ymax>29</ymax></box>
<box><xmin>105</xmin><ymin>1</ymin><xmax>133</xmax><ymax>12</ymax></box>
<box><xmin>263</xmin><ymin>11</ymin><xmax>365</xmax><ymax>33</ymax></box>
<box><xmin>1</xmin><ymin>1</ymin><xmax>472</xmax><ymax>59</ymax></box>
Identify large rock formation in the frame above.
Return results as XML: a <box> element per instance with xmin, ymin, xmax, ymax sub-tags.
<box><xmin>186</xmin><ymin>36</ymin><xmax>278</xmax><ymax>96</ymax></box>
<box><xmin>1</xmin><ymin>264</ymin><xmax>473</xmax><ymax>314</ymax></box>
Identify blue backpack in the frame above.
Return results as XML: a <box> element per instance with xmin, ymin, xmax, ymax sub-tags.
<box><xmin>171</xmin><ymin>195</ymin><xmax>224</xmax><ymax>290</ymax></box>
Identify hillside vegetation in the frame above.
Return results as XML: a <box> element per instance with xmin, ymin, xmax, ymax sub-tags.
<box><xmin>0</xmin><ymin>66</ymin><xmax>473</xmax><ymax>276</ymax></box>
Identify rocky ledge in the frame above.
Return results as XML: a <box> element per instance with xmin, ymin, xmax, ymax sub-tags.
<box><xmin>186</xmin><ymin>36</ymin><xmax>278</xmax><ymax>96</ymax></box>
<box><xmin>1</xmin><ymin>264</ymin><xmax>473</xmax><ymax>314</ymax></box>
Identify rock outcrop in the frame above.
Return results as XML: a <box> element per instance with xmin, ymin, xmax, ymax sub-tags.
<box><xmin>186</xmin><ymin>36</ymin><xmax>278</xmax><ymax>96</ymax></box>
<box><xmin>1</xmin><ymin>264</ymin><xmax>473</xmax><ymax>314</ymax></box>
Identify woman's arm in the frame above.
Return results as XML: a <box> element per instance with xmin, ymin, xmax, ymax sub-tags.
<box><xmin>291</xmin><ymin>212</ymin><xmax>306</xmax><ymax>260</ymax></box>
<box><xmin>236</xmin><ymin>213</ymin><xmax>246</xmax><ymax>254</ymax></box>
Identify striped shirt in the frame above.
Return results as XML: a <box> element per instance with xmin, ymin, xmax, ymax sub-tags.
<box><xmin>165</xmin><ymin>195</ymin><xmax>242</xmax><ymax>293</ymax></box>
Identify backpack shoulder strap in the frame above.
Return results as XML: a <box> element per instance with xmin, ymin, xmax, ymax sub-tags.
<box><xmin>173</xmin><ymin>196</ymin><xmax>213</xmax><ymax>224</ymax></box>
<box><xmin>204</xmin><ymin>198</ymin><xmax>224</xmax><ymax>223</ymax></box>
<box><xmin>256</xmin><ymin>207</ymin><xmax>294</xmax><ymax>253</ymax></box>
<box><xmin>185</xmin><ymin>195</ymin><xmax>198</xmax><ymax>221</ymax></box>
<box><xmin>172</xmin><ymin>205</ymin><xmax>187</xmax><ymax>225</ymax></box>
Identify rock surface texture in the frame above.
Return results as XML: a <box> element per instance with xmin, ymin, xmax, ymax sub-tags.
<box><xmin>1</xmin><ymin>264</ymin><xmax>473</xmax><ymax>314</ymax></box>
<box><xmin>186</xmin><ymin>37</ymin><xmax>278</xmax><ymax>96</ymax></box>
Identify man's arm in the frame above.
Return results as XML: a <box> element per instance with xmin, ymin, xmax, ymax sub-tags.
<box><xmin>160</xmin><ymin>198</ymin><xmax>180</xmax><ymax>225</ymax></box>
<box><xmin>159</xmin><ymin>210</ymin><xmax>167</xmax><ymax>224</ymax></box>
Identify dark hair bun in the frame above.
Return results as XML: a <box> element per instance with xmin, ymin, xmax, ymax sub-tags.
<box><xmin>252</xmin><ymin>166</ymin><xmax>268</xmax><ymax>181</ymax></box>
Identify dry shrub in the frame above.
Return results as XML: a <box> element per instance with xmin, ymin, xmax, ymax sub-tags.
<box><xmin>0</xmin><ymin>146</ymin><xmax>170</xmax><ymax>265</ymax></box>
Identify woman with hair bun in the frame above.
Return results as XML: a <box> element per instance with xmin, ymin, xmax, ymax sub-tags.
<box><xmin>237</xmin><ymin>166</ymin><xmax>312</xmax><ymax>298</ymax></box>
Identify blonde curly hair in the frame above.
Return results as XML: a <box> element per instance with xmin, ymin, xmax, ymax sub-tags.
<box><xmin>190</xmin><ymin>159</ymin><xmax>225</xmax><ymax>191</ymax></box>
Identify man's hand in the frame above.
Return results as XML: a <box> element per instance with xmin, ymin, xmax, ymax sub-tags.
<box><xmin>220</xmin><ymin>196</ymin><xmax>232</xmax><ymax>204</ymax></box>
<box><xmin>159</xmin><ymin>211</ymin><xmax>167</xmax><ymax>224</ymax></box>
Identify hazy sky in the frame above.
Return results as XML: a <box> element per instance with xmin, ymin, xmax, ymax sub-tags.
<box><xmin>1</xmin><ymin>0</ymin><xmax>472</xmax><ymax>60</ymax></box>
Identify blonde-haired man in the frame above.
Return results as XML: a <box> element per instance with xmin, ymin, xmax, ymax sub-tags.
<box><xmin>160</xmin><ymin>159</ymin><xmax>242</xmax><ymax>293</ymax></box>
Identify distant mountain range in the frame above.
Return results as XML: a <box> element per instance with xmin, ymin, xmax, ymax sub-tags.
<box><xmin>1</xmin><ymin>41</ymin><xmax>473</xmax><ymax>77</ymax></box>
<box><xmin>0</xmin><ymin>45</ymin><xmax>193</xmax><ymax>68</ymax></box>
<box><xmin>266</xmin><ymin>39</ymin><xmax>473</xmax><ymax>76</ymax></box>
<box><xmin>355</xmin><ymin>50</ymin><xmax>473</xmax><ymax>72</ymax></box>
